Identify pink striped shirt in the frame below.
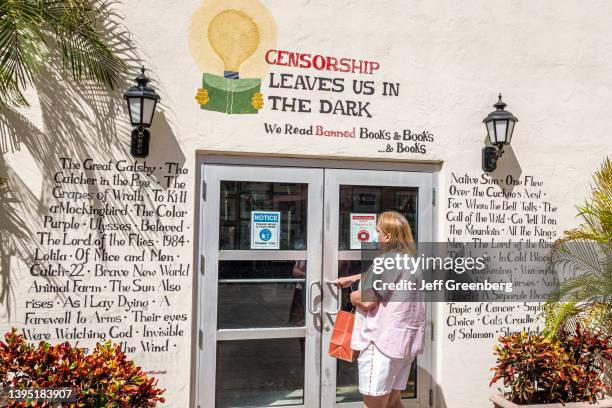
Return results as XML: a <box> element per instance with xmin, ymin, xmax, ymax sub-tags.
<box><xmin>350</xmin><ymin>254</ymin><xmax>426</xmax><ymax>359</ymax></box>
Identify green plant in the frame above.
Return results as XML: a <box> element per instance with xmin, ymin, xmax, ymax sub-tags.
<box><xmin>0</xmin><ymin>0</ymin><xmax>127</xmax><ymax>107</ymax></box>
<box><xmin>543</xmin><ymin>157</ymin><xmax>612</xmax><ymax>337</ymax></box>
<box><xmin>558</xmin><ymin>325</ymin><xmax>612</xmax><ymax>402</ymax></box>
<box><xmin>0</xmin><ymin>329</ymin><xmax>165</xmax><ymax>407</ymax></box>
<box><xmin>490</xmin><ymin>332</ymin><xmax>575</xmax><ymax>404</ymax></box>
<box><xmin>490</xmin><ymin>327</ymin><xmax>611</xmax><ymax>404</ymax></box>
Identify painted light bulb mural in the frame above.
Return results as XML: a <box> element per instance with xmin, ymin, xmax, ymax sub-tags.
<box><xmin>190</xmin><ymin>0</ymin><xmax>276</xmax><ymax>115</ymax></box>
<box><xmin>208</xmin><ymin>10</ymin><xmax>260</xmax><ymax>79</ymax></box>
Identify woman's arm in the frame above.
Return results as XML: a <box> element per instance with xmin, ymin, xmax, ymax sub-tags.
<box><xmin>332</xmin><ymin>274</ymin><xmax>361</xmax><ymax>288</ymax></box>
<box><xmin>350</xmin><ymin>289</ymin><xmax>379</xmax><ymax>311</ymax></box>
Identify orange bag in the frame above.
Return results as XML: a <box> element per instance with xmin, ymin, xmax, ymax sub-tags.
<box><xmin>328</xmin><ymin>309</ymin><xmax>356</xmax><ymax>362</ymax></box>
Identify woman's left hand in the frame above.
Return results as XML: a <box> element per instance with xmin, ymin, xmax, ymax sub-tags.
<box><xmin>350</xmin><ymin>289</ymin><xmax>378</xmax><ymax>311</ymax></box>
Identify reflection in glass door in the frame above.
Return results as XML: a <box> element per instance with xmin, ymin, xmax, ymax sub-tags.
<box><xmin>321</xmin><ymin>169</ymin><xmax>433</xmax><ymax>408</ymax></box>
<box><xmin>335</xmin><ymin>185</ymin><xmax>419</xmax><ymax>403</ymax></box>
<box><xmin>198</xmin><ymin>166</ymin><xmax>323</xmax><ymax>408</ymax></box>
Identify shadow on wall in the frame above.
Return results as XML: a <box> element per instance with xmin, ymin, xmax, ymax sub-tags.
<box><xmin>493</xmin><ymin>145</ymin><xmax>522</xmax><ymax>190</ymax></box>
<box><xmin>0</xmin><ymin>2</ymin><xmax>184</xmax><ymax>319</ymax></box>
<box><xmin>482</xmin><ymin>133</ymin><xmax>523</xmax><ymax>194</ymax></box>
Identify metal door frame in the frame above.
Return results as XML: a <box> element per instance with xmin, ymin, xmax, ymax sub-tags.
<box><xmin>193</xmin><ymin>154</ymin><xmax>440</xmax><ymax>408</ymax></box>
<box><xmin>196</xmin><ymin>164</ymin><xmax>324</xmax><ymax>408</ymax></box>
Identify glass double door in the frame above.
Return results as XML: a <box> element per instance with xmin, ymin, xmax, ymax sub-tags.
<box><xmin>197</xmin><ymin>164</ymin><xmax>433</xmax><ymax>408</ymax></box>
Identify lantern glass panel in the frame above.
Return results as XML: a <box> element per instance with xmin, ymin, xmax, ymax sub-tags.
<box><xmin>486</xmin><ymin>121</ymin><xmax>495</xmax><ymax>141</ymax></box>
<box><xmin>128</xmin><ymin>97</ymin><xmax>142</xmax><ymax>125</ymax></box>
<box><xmin>494</xmin><ymin>119</ymin><xmax>508</xmax><ymax>144</ymax></box>
<box><xmin>507</xmin><ymin>120</ymin><xmax>515</xmax><ymax>144</ymax></box>
<box><xmin>142</xmin><ymin>98</ymin><xmax>157</xmax><ymax>126</ymax></box>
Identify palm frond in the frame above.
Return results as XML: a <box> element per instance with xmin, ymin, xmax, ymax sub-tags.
<box><xmin>576</xmin><ymin>158</ymin><xmax>612</xmax><ymax>242</ymax></box>
<box><xmin>544</xmin><ymin>157</ymin><xmax>612</xmax><ymax>337</ymax></box>
<box><xmin>0</xmin><ymin>0</ymin><xmax>127</xmax><ymax>106</ymax></box>
<box><xmin>0</xmin><ymin>64</ymin><xmax>28</xmax><ymax>106</ymax></box>
<box><xmin>0</xmin><ymin>0</ymin><xmax>46</xmax><ymax>106</ymax></box>
<box><xmin>40</xmin><ymin>0</ymin><xmax>127</xmax><ymax>89</ymax></box>
<box><xmin>550</xmin><ymin>240</ymin><xmax>605</xmax><ymax>278</ymax></box>
<box><xmin>542</xmin><ymin>300</ymin><xmax>580</xmax><ymax>336</ymax></box>
<box><xmin>588</xmin><ymin>158</ymin><xmax>612</xmax><ymax>240</ymax></box>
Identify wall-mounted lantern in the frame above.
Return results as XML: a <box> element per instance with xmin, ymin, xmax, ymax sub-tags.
<box><xmin>123</xmin><ymin>67</ymin><xmax>160</xmax><ymax>158</ymax></box>
<box><xmin>482</xmin><ymin>94</ymin><xmax>518</xmax><ymax>172</ymax></box>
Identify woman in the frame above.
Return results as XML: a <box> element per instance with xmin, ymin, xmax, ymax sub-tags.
<box><xmin>334</xmin><ymin>211</ymin><xmax>426</xmax><ymax>408</ymax></box>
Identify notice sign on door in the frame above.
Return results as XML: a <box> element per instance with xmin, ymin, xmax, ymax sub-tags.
<box><xmin>350</xmin><ymin>213</ymin><xmax>378</xmax><ymax>250</ymax></box>
<box><xmin>251</xmin><ymin>211</ymin><xmax>281</xmax><ymax>249</ymax></box>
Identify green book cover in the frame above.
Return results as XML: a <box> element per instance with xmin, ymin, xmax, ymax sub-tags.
<box><xmin>200</xmin><ymin>73</ymin><xmax>261</xmax><ymax>114</ymax></box>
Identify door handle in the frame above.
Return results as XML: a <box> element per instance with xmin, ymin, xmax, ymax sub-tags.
<box><xmin>307</xmin><ymin>280</ymin><xmax>321</xmax><ymax>315</ymax></box>
<box><xmin>323</xmin><ymin>310</ymin><xmax>338</xmax><ymax>332</ymax></box>
<box><xmin>325</xmin><ymin>280</ymin><xmax>340</xmax><ymax>296</ymax></box>
<box><xmin>325</xmin><ymin>310</ymin><xmax>338</xmax><ymax>319</ymax></box>
<box><xmin>324</xmin><ymin>280</ymin><xmax>342</xmax><ymax>320</ymax></box>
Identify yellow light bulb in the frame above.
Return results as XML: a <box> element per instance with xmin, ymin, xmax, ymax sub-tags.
<box><xmin>208</xmin><ymin>10</ymin><xmax>260</xmax><ymax>77</ymax></box>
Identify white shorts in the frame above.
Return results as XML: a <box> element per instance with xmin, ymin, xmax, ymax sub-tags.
<box><xmin>357</xmin><ymin>343</ymin><xmax>413</xmax><ymax>396</ymax></box>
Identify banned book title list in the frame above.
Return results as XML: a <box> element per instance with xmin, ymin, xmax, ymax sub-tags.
<box><xmin>24</xmin><ymin>157</ymin><xmax>190</xmax><ymax>357</ymax></box>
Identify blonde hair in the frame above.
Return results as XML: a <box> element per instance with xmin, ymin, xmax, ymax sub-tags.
<box><xmin>377</xmin><ymin>211</ymin><xmax>416</xmax><ymax>255</ymax></box>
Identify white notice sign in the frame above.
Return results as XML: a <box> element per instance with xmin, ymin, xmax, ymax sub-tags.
<box><xmin>251</xmin><ymin>211</ymin><xmax>281</xmax><ymax>249</ymax></box>
<box><xmin>350</xmin><ymin>213</ymin><xmax>378</xmax><ymax>250</ymax></box>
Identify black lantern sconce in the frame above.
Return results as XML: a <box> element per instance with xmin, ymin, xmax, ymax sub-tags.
<box><xmin>123</xmin><ymin>67</ymin><xmax>160</xmax><ymax>158</ymax></box>
<box><xmin>482</xmin><ymin>94</ymin><xmax>518</xmax><ymax>172</ymax></box>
